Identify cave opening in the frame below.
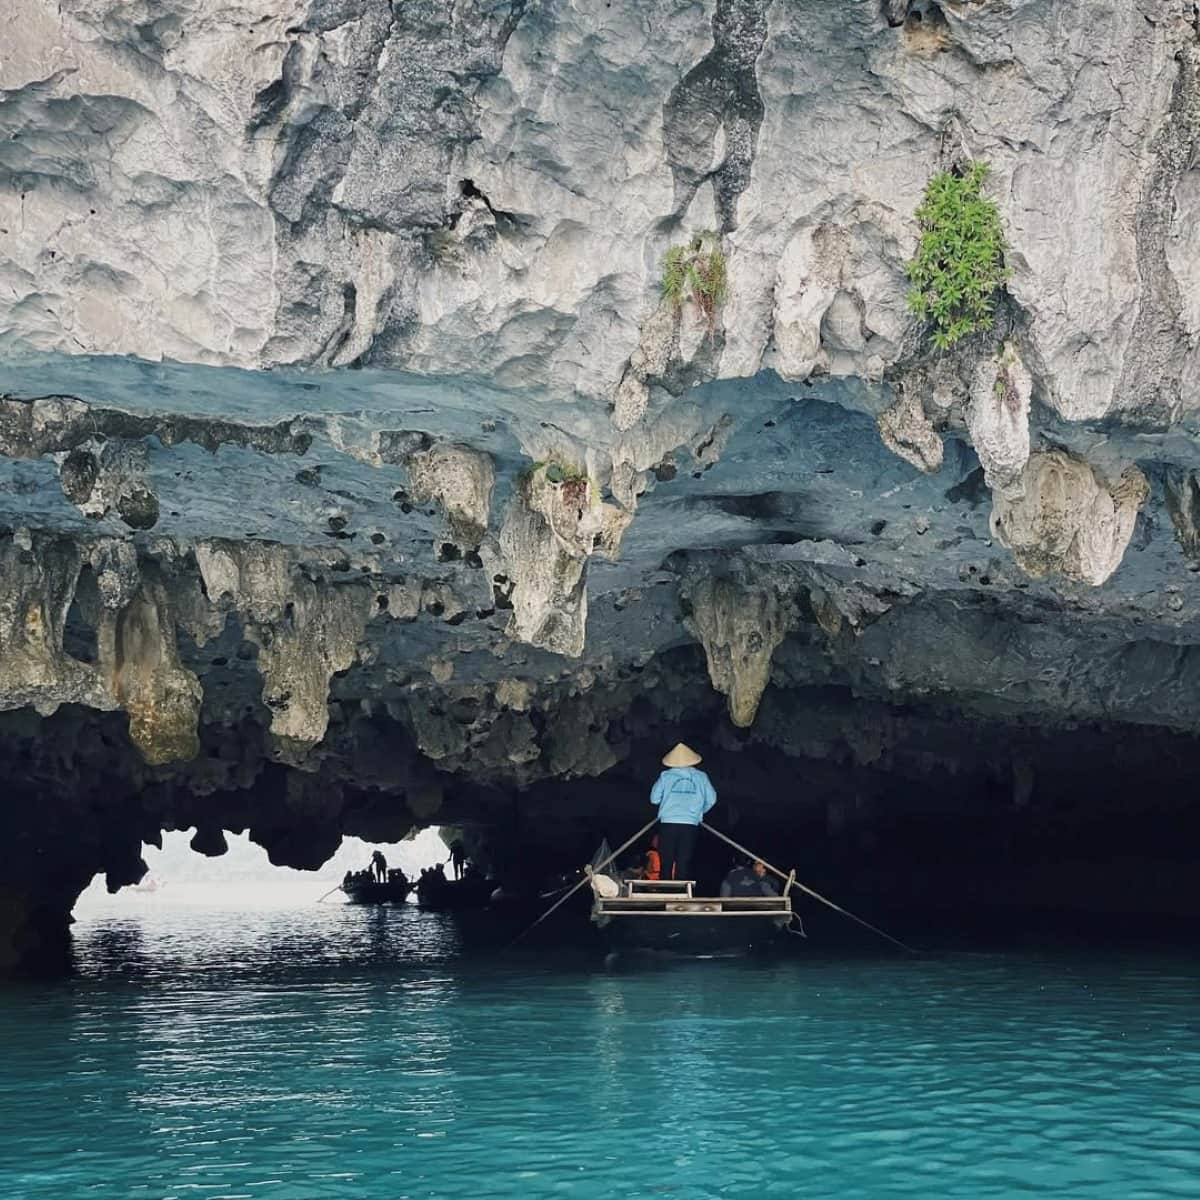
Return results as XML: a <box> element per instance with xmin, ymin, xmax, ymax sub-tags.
<box><xmin>1</xmin><ymin>681</ymin><xmax>1199</xmax><ymax>973</ymax></box>
<box><xmin>73</xmin><ymin>826</ymin><xmax>452</xmax><ymax>914</ymax></box>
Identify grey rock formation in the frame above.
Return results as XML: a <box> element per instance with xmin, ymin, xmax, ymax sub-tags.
<box><xmin>684</xmin><ymin>571</ymin><xmax>794</xmax><ymax>728</ymax></box>
<box><xmin>4</xmin><ymin>0</ymin><xmax>1200</xmax><ymax>963</ymax></box>
<box><xmin>991</xmin><ymin>452</ymin><xmax>1150</xmax><ymax>587</ymax></box>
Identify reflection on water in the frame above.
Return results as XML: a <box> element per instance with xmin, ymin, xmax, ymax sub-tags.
<box><xmin>70</xmin><ymin>894</ymin><xmax>467</xmax><ymax>981</ymax></box>
<box><xmin>0</xmin><ymin>894</ymin><xmax>1197</xmax><ymax>1198</ymax></box>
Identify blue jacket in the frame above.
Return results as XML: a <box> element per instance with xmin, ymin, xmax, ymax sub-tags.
<box><xmin>651</xmin><ymin>767</ymin><xmax>717</xmax><ymax>825</ymax></box>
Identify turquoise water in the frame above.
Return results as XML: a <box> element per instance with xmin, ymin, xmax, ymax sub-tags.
<box><xmin>1</xmin><ymin>895</ymin><xmax>1198</xmax><ymax>1199</ymax></box>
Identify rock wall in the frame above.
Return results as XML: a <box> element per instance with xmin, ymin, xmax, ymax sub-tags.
<box><xmin>4</xmin><ymin>1</ymin><xmax>1200</xmax><ymax>962</ymax></box>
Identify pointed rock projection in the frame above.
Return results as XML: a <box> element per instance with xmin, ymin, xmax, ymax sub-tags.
<box><xmin>877</xmin><ymin>389</ymin><xmax>944</xmax><ymax>474</ymax></box>
<box><xmin>97</xmin><ymin>580</ymin><xmax>202</xmax><ymax>766</ymax></box>
<box><xmin>685</xmin><ymin>575</ymin><xmax>793</xmax><ymax>728</ymax></box>
<box><xmin>0</xmin><ymin>534</ymin><xmax>202</xmax><ymax>764</ymax></box>
<box><xmin>990</xmin><ymin>451</ymin><xmax>1149</xmax><ymax>586</ymax></box>
<box><xmin>966</xmin><ymin>342</ymin><xmax>1032</xmax><ymax>500</ymax></box>
<box><xmin>499</xmin><ymin>464</ymin><xmax>632</xmax><ymax>658</ymax></box>
<box><xmin>0</xmin><ymin>533</ymin><xmax>109</xmax><ymax>717</ymax></box>
<box><xmin>196</xmin><ymin>541</ymin><xmax>372</xmax><ymax>760</ymax></box>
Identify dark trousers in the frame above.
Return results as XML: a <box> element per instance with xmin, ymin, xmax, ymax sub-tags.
<box><xmin>658</xmin><ymin>823</ymin><xmax>698</xmax><ymax>881</ymax></box>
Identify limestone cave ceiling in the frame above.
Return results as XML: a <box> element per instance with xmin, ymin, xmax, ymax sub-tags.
<box><xmin>4</xmin><ymin>0</ymin><xmax>1200</xmax><ymax>853</ymax></box>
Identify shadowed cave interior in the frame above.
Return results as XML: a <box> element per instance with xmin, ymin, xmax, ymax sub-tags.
<box><xmin>5</xmin><ymin>645</ymin><xmax>1198</xmax><ymax>971</ymax></box>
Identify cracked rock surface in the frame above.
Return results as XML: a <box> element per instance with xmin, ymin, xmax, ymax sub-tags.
<box><xmin>4</xmin><ymin>0</ymin><xmax>1200</xmax><ymax>963</ymax></box>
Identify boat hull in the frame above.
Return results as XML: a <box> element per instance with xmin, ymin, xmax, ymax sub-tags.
<box><xmin>595</xmin><ymin>912</ymin><xmax>788</xmax><ymax>956</ymax></box>
<box><xmin>341</xmin><ymin>880</ymin><xmax>412</xmax><ymax>905</ymax></box>
<box><xmin>415</xmin><ymin>878</ymin><xmax>496</xmax><ymax>911</ymax></box>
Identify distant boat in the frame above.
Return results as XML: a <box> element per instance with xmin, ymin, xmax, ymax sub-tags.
<box><xmin>133</xmin><ymin>874</ymin><xmax>164</xmax><ymax>894</ymax></box>
<box><xmin>340</xmin><ymin>872</ymin><xmax>413</xmax><ymax>905</ymax></box>
<box><xmin>589</xmin><ymin>875</ymin><xmax>791</xmax><ymax>957</ymax></box>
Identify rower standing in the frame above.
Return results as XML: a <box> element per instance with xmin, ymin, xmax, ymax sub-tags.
<box><xmin>370</xmin><ymin>849</ymin><xmax>388</xmax><ymax>883</ymax></box>
<box><xmin>650</xmin><ymin>743</ymin><xmax>716</xmax><ymax>881</ymax></box>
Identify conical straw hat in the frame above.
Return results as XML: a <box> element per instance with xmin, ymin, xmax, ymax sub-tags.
<box><xmin>662</xmin><ymin>742</ymin><xmax>701</xmax><ymax>768</ymax></box>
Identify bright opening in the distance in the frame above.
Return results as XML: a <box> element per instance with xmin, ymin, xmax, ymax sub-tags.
<box><xmin>73</xmin><ymin>827</ymin><xmax>450</xmax><ymax>914</ymax></box>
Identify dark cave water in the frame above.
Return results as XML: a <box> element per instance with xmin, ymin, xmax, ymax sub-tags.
<box><xmin>0</xmin><ymin>895</ymin><xmax>1198</xmax><ymax>1199</ymax></box>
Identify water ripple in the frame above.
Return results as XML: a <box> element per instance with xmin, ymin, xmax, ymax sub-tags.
<box><xmin>0</xmin><ymin>899</ymin><xmax>1197</xmax><ymax>1197</ymax></box>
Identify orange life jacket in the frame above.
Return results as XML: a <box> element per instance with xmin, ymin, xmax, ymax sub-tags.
<box><xmin>644</xmin><ymin>848</ymin><xmax>661</xmax><ymax>880</ymax></box>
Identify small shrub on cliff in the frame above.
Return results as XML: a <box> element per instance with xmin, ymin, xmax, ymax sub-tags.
<box><xmin>520</xmin><ymin>460</ymin><xmax>589</xmax><ymax>507</ymax></box>
<box><xmin>544</xmin><ymin>462</ymin><xmax>589</xmax><ymax>505</ymax></box>
<box><xmin>662</xmin><ymin>231</ymin><xmax>727</xmax><ymax>333</ymax></box>
<box><xmin>906</xmin><ymin>161</ymin><xmax>1009</xmax><ymax>350</ymax></box>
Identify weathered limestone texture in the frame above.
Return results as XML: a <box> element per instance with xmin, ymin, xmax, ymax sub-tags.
<box><xmin>772</xmin><ymin>222</ymin><xmax>904</xmax><ymax>383</ymax></box>
<box><xmin>0</xmin><ymin>533</ymin><xmax>108</xmax><ymax>716</ymax></box>
<box><xmin>877</xmin><ymin>389</ymin><xmax>944</xmax><ymax>475</ymax></box>
<box><xmin>0</xmin><ymin>0</ymin><xmax>1195</xmax><ymax>419</ymax></box>
<box><xmin>685</xmin><ymin>574</ymin><xmax>794</xmax><ymax>728</ymax></box>
<box><xmin>97</xmin><ymin>581</ymin><xmax>201</xmax><ymax>765</ymax></box>
<box><xmin>195</xmin><ymin>541</ymin><xmax>373</xmax><ymax>758</ymax></box>
<box><xmin>1165</xmin><ymin>468</ymin><xmax>1200</xmax><ymax>559</ymax></box>
<box><xmin>965</xmin><ymin>343</ymin><xmax>1032</xmax><ymax>502</ymax></box>
<box><xmin>990</xmin><ymin>452</ymin><xmax>1150</xmax><ymax>587</ymax></box>
<box><xmin>0</xmin><ymin>536</ymin><xmax>198</xmax><ymax>762</ymax></box>
<box><xmin>59</xmin><ymin>439</ymin><xmax>159</xmax><ymax>529</ymax></box>
<box><xmin>8</xmin><ymin>0</ymin><xmax>1200</xmax><ymax>965</ymax></box>
<box><xmin>403</xmin><ymin>443</ymin><xmax>495</xmax><ymax>546</ymax></box>
<box><xmin>498</xmin><ymin>479</ymin><xmax>588</xmax><ymax>658</ymax></box>
<box><xmin>612</xmin><ymin>302</ymin><xmax>677</xmax><ymax>432</ymax></box>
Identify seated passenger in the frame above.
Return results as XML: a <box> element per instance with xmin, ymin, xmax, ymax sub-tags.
<box><xmin>643</xmin><ymin>835</ymin><xmax>661</xmax><ymax>881</ymax></box>
<box><xmin>720</xmin><ymin>859</ymin><xmax>779</xmax><ymax>898</ymax></box>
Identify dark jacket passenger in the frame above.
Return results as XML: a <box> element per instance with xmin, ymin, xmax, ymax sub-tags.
<box><xmin>720</xmin><ymin>864</ymin><xmax>779</xmax><ymax>898</ymax></box>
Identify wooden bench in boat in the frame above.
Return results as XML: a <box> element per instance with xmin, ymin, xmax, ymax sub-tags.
<box><xmin>592</xmin><ymin>876</ymin><xmax>791</xmax><ymax>918</ymax></box>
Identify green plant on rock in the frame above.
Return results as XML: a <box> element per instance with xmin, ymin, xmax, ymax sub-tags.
<box><xmin>993</xmin><ymin>371</ymin><xmax>1019</xmax><ymax>414</ymax></box>
<box><xmin>541</xmin><ymin>462</ymin><xmax>586</xmax><ymax>485</ymax></box>
<box><xmin>520</xmin><ymin>460</ymin><xmax>590</xmax><ymax>506</ymax></box>
<box><xmin>905</xmin><ymin>161</ymin><xmax>1009</xmax><ymax>351</ymax></box>
<box><xmin>662</xmin><ymin>230</ymin><xmax>727</xmax><ymax>333</ymax></box>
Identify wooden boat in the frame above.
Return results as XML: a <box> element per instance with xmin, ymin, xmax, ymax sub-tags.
<box><xmin>415</xmin><ymin>872</ymin><xmax>497</xmax><ymax>911</ymax></box>
<box><xmin>341</xmin><ymin>873</ymin><xmax>413</xmax><ymax>905</ymax></box>
<box><xmin>589</xmin><ymin>876</ymin><xmax>791</xmax><ymax>956</ymax></box>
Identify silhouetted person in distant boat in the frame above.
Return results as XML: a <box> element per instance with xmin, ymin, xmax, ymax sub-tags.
<box><xmin>449</xmin><ymin>839</ymin><xmax>467</xmax><ymax>881</ymax></box>
<box><xmin>650</xmin><ymin>743</ymin><xmax>716</xmax><ymax>882</ymax></box>
<box><xmin>418</xmin><ymin>863</ymin><xmax>447</xmax><ymax>902</ymax></box>
<box><xmin>721</xmin><ymin>859</ymin><xmax>779</xmax><ymax>898</ymax></box>
<box><xmin>371</xmin><ymin>850</ymin><xmax>388</xmax><ymax>883</ymax></box>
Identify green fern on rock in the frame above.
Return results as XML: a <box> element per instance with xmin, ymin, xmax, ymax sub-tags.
<box><xmin>906</xmin><ymin>161</ymin><xmax>1010</xmax><ymax>351</ymax></box>
<box><xmin>662</xmin><ymin>231</ymin><xmax>727</xmax><ymax>333</ymax></box>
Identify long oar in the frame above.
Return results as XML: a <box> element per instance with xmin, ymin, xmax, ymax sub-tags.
<box><xmin>701</xmin><ymin>821</ymin><xmax>917</xmax><ymax>954</ymax></box>
<box><xmin>316</xmin><ymin>884</ymin><xmax>342</xmax><ymax>904</ymax></box>
<box><xmin>510</xmin><ymin>816</ymin><xmax>659</xmax><ymax>944</ymax></box>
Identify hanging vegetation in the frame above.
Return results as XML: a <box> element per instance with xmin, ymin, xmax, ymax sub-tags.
<box><xmin>905</xmin><ymin>161</ymin><xmax>1009</xmax><ymax>350</ymax></box>
<box><xmin>662</xmin><ymin>230</ymin><xmax>727</xmax><ymax>334</ymax></box>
